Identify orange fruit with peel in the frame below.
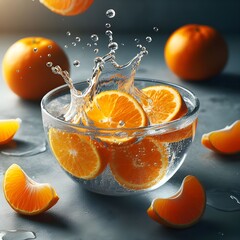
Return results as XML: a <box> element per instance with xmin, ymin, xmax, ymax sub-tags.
<box><xmin>164</xmin><ymin>24</ymin><xmax>228</xmax><ymax>81</ymax></box>
<box><xmin>147</xmin><ymin>175</ymin><xmax>206</xmax><ymax>228</ymax></box>
<box><xmin>85</xmin><ymin>90</ymin><xmax>148</xmax><ymax>143</ymax></box>
<box><xmin>49</xmin><ymin>128</ymin><xmax>108</xmax><ymax>179</ymax></box>
<box><xmin>109</xmin><ymin>138</ymin><xmax>168</xmax><ymax>190</ymax></box>
<box><xmin>2</xmin><ymin>37</ymin><xmax>69</xmax><ymax>101</ymax></box>
<box><xmin>201</xmin><ymin>120</ymin><xmax>240</xmax><ymax>154</ymax></box>
<box><xmin>40</xmin><ymin>0</ymin><xmax>94</xmax><ymax>16</ymax></box>
<box><xmin>3</xmin><ymin>164</ymin><xmax>59</xmax><ymax>215</ymax></box>
<box><xmin>0</xmin><ymin>118</ymin><xmax>21</xmax><ymax>145</ymax></box>
<box><xmin>141</xmin><ymin>85</ymin><xmax>188</xmax><ymax>125</ymax></box>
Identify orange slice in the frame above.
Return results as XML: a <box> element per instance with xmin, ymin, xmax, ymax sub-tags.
<box><xmin>109</xmin><ymin>138</ymin><xmax>168</xmax><ymax>190</ymax></box>
<box><xmin>0</xmin><ymin>118</ymin><xmax>21</xmax><ymax>145</ymax></box>
<box><xmin>141</xmin><ymin>85</ymin><xmax>188</xmax><ymax>124</ymax></box>
<box><xmin>85</xmin><ymin>90</ymin><xmax>148</xmax><ymax>143</ymax></box>
<box><xmin>3</xmin><ymin>164</ymin><xmax>59</xmax><ymax>215</ymax></box>
<box><xmin>40</xmin><ymin>0</ymin><xmax>94</xmax><ymax>16</ymax></box>
<box><xmin>201</xmin><ymin>120</ymin><xmax>240</xmax><ymax>154</ymax></box>
<box><xmin>147</xmin><ymin>175</ymin><xmax>206</xmax><ymax>228</ymax></box>
<box><xmin>49</xmin><ymin>128</ymin><xmax>108</xmax><ymax>179</ymax></box>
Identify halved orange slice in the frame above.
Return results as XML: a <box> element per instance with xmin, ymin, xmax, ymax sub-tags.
<box><xmin>3</xmin><ymin>164</ymin><xmax>59</xmax><ymax>215</ymax></box>
<box><xmin>0</xmin><ymin>118</ymin><xmax>21</xmax><ymax>145</ymax></box>
<box><xmin>141</xmin><ymin>85</ymin><xmax>188</xmax><ymax>124</ymax></box>
<box><xmin>49</xmin><ymin>128</ymin><xmax>108</xmax><ymax>179</ymax></box>
<box><xmin>109</xmin><ymin>138</ymin><xmax>168</xmax><ymax>190</ymax></box>
<box><xmin>40</xmin><ymin>0</ymin><xmax>94</xmax><ymax>16</ymax></box>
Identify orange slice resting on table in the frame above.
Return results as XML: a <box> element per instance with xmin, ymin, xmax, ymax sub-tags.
<box><xmin>0</xmin><ymin>118</ymin><xmax>21</xmax><ymax>145</ymax></box>
<box><xmin>49</xmin><ymin>128</ymin><xmax>108</xmax><ymax>179</ymax></box>
<box><xmin>3</xmin><ymin>164</ymin><xmax>59</xmax><ymax>215</ymax></box>
<box><xmin>40</xmin><ymin>0</ymin><xmax>94</xmax><ymax>16</ymax></box>
<box><xmin>201</xmin><ymin>120</ymin><xmax>240</xmax><ymax>154</ymax></box>
<box><xmin>141</xmin><ymin>85</ymin><xmax>188</xmax><ymax>125</ymax></box>
<box><xmin>147</xmin><ymin>175</ymin><xmax>206</xmax><ymax>228</ymax></box>
<box><xmin>109</xmin><ymin>138</ymin><xmax>168</xmax><ymax>190</ymax></box>
<box><xmin>85</xmin><ymin>90</ymin><xmax>148</xmax><ymax>143</ymax></box>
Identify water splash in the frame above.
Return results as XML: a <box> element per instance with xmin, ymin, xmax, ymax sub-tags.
<box><xmin>0</xmin><ymin>230</ymin><xmax>36</xmax><ymax>240</ymax></box>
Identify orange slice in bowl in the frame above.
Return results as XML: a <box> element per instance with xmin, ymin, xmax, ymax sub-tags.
<box><xmin>0</xmin><ymin>118</ymin><xmax>21</xmax><ymax>145</ymax></box>
<box><xmin>3</xmin><ymin>164</ymin><xmax>59</xmax><ymax>215</ymax></box>
<box><xmin>40</xmin><ymin>0</ymin><xmax>94</xmax><ymax>16</ymax></box>
<box><xmin>85</xmin><ymin>90</ymin><xmax>148</xmax><ymax>143</ymax></box>
<box><xmin>109</xmin><ymin>138</ymin><xmax>168</xmax><ymax>190</ymax></box>
<box><xmin>141</xmin><ymin>85</ymin><xmax>188</xmax><ymax>125</ymax></box>
<box><xmin>49</xmin><ymin>128</ymin><xmax>108</xmax><ymax>179</ymax></box>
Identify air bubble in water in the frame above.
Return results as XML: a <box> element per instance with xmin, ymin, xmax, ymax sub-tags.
<box><xmin>66</xmin><ymin>31</ymin><xmax>71</xmax><ymax>36</ymax></box>
<box><xmin>146</xmin><ymin>36</ymin><xmax>152</xmax><ymax>43</ymax></box>
<box><xmin>106</xmin><ymin>9</ymin><xmax>115</xmax><ymax>18</ymax></box>
<box><xmin>153</xmin><ymin>26</ymin><xmax>159</xmax><ymax>32</ymax></box>
<box><xmin>105</xmin><ymin>23</ymin><xmax>111</xmax><ymax>28</ymax></box>
<box><xmin>33</xmin><ymin>48</ymin><xmax>38</xmax><ymax>53</ymax></box>
<box><xmin>108</xmin><ymin>42</ymin><xmax>118</xmax><ymax>51</ymax></box>
<box><xmin>94</xmin><ymin>49</ymin><xmax>99</xmax><ymax>54</ymax></box>
<box><xmin>46</xmin><ymin>62</ymin><xmax>53</xmax><ymax>67</ymax></box>
<box><xmin>76</xmin><ymin>37</ymin><xmax>81</xmax><ymax>42</ymax></box>
<box><xmin>91</xmin><ymin>34</ymin><xmax>99</xmax><ymax>42</ymax></box>
<box><xmin>105</xmin><ymin>30</ymin><xmax>113</xmax><ymax>36</ymax></box>
<box><xmin>73</xmin><ymin>60</ymin><xmax>80</xmax><ymax>67</ymax></box>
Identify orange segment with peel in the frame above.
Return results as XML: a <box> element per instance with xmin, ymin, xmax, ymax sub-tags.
<box><xmin>49</xmin><ymin>128</ymin><xmax>108</xmax><ymax>179</ymax></box>
<box><xmin>40</xmin><ymin>0</ymin><xmax>94</xmax><ymax>16</ymax></box>
<box><xmin>0</xmin><ymin>118</ymin><xmax>21</xmax><ymax>145</ymax></box>
<box><xmin>141</xmin><ymin>85</ymin><xmax>188</xmax><ymax>125</ymax></box>
<box><xmin>109</xmin><ymin>138</ymin><xmax>168</xmax><ymax>190</ymax></box>
<box><xmin>3</xmin><ymin>164</ymin><xmax>59</xmax><ymax>215</ymax></box>
<box><xmin>201</xmin><ymin>120</ymin><xmax>240</xmax><ymax>154</ymax></box>
<box><xmin>147</xmin><ymin>175</ymin><xmax>206</xmax><ymax>228</ymax></box>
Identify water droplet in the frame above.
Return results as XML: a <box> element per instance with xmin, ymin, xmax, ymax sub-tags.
<box><xmin>118</xmin><ymin>120</ymin><xmax>125</xmax><ymax>127</ymax></box>
<box><xmin>121</xmin><ymin>43</ymin><xmax>125</xmax><ymax>46</ymax></box>
<box><xmin>91</xmin><ymin>34</ymin><xmax>99</xmax><ymax>42</ymax></box>
<box><xmin>136</xmin><ymin>44</ymin><xmax>142</xmax><ymax>49</ymax></box>
<box><xmin>48</xmin><ymin>54</ymin><xmax>51</xmax><ymax>57</ymax></box>
<box><xmin>153</xmin><ymin>26</ymin><xmax>159</xmax><ymax>32</ymax></box>
<box><xmin>66</xmin><ymin>31</ymin><xmax>71</xmax><ymax>36</ymax></box>
<box><xmin>39</xmin><ymin>55</ymin><xmax>42</xmax><ymax>58</ymax></box>
<box><xmin>73</xmin><ymin>60</ymin><xmax>80</xmax><ymax>67</ymax></box>
<box><xmin>134</xmin><ymin>38</ymin><xmax>140</xmax><ymax>43</ymax></box>
<box><xmin>46</xmin><ymin>62</ymin><xmax>53</xmax><ymax>67</ymax></box>
<box><xmin>106</xmin><ymin>9</ymin><xmax>115</xmax><ymax>18</ymax></box>
<box><xmin>146</xmin><ymin>36</ymin><xmax>152</xmax><ymax>43</ymax></box>
<box><xmin>29</xmin><ymin>66</ymin><xmax>32</xmax><ymax>69</ymax></box>
<box><xmin>108</xmin><ymin>42</ymin><xmax>118</xmax><ymax>51</ymax></box>
<box><xmin>72</xmin><ymin>42</ymin><xmax>76</xmax><ymax>46</ymax></box>
<box><xmin>94</xmin><ymin>42</ymin><xmax>98</xmax><ymax>46</ymax></box>
<box><xmin>48</xmin><ymin>45</ymin><xmax>52</xmax><ymax>49</ymax></box>
<box><xmin>33</xmin><ymin>48</ymin><xmax>38</xmax><ymax>53</ymax></box>
<box><xmin>64</xmin><ymin>45</ymin><xmax>68</xmax><ymax>48</ymax></box>
<box><xmin>87</xmin><ymin>43</ymin><xmax>92</xmax><ymax>47</ymax></box>
<box><xmin>105</xmin><ymin>23</ymin><xmax>111</xmax><ymax>28</ymax></box>
<box><xmin>16</xmin><ymin>69</ymin><xmax>20</xmax><ymax>73</ymax></box>
<box><xmin>94</xmin><ymin>49</ymin><xmax>99</xmax><ymax>54</ymax></box>
<box><xmin>75</xmin><ymin>37</ymin><xmax>81</xmax><ymax>42</ymax></box>
<box><xmin>105</xmin><ymin>30</ymin><xmax>112</xmax><ymax>36</ymax></box>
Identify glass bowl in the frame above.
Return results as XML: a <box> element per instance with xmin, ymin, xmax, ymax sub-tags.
<box><xmin>41</xmin><ymin>78</ymin><xmax>199</xmax><ymax>196</ymax></box>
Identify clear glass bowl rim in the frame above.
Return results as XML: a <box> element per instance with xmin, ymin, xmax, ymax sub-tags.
<box><xmin>41</xmin><ymin>78</ymin><xmax>200</xmax><ymax>135</ymax></box>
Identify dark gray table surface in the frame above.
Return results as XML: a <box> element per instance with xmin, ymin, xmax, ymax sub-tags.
<box><xmin>0</xmin><ymin>33</ymin><xmax>240</xmax><ymax>240</ymax></box>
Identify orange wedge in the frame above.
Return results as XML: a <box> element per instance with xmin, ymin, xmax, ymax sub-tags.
<box><xmin>109</xmin><ymin>138</ymin><xmax>168</xmax><ymax>190</ymax></box>
<box><xmin>40</xmin><ymin>0</ymin><xmax>94</xmax><ymax>16</ymax></box>
<box><xmin>141</xmin><ymin>85</ymin><xmax>188</xmax><ymax>125</ymax></box>
<box><xmin>3</xmin><ymin>164</ymin><xmax>59</xmax><ymax>215</ymax></box>
<box><xmin>201</xmin><ymin>120</ymin><xmax>240</xmax><ymax>154</ymax></box>
<box><xmin>147</xmin><ymin>175</ymin><xmax>206</xmax><ymax>228</ymax></box>
<box><xmin>49</xmin><ymin>128</ymin><xmax>108</xmax><ymax>179</ymax></box>
<box><xmin>0</xmin><ymin>118</ymin><xmax>21</xmax><ymax>145</ymax></box>
<box><xmin>85</xmin><ymin>90</ymin><xmax>148</xmax><ymax>143</ymax></box>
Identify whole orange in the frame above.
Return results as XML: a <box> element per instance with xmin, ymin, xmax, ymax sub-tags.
<box><xmin>2</xmin><ymin>37</ymin><xmax>70</xmax><ymax>101</ymax></box>
<box><xmin>164</xmin><ymin>24</ymin><xmax>228</xmax><ymax>81</ymax></box>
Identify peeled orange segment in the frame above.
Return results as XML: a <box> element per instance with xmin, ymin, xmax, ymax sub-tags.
<box><xmin>3</xmin><ymin>164</ymin><xmax>59</xmax><ymax>215</ymax></box>
<box><xmin>147</xmin><ymin>175</ymin><xmax>206</xmax><ymax>228</ymax></box>
<box><xmin>141</xmin><ymin>86</ymin><xmax>188</xmax><ymax>124</ymax></box>
<box><xmin>0</xmin><ymin>118</ymin><xmax>21</xmax><ymax>145</ymax></box>
<box><xmin>40</xmin><ymin>0</ymin><xmax>94</xmax><ymax>16</ymax></box>
<box><xmin>49</xmin><ymin>128</ymin><xmax>107</xmax><ymax>179</ymax></box>
<box><xmin>109</xmin><ymin>138</ymin><xmax>168</xmax><ymax>190</ymax></box>
<box><xmin>85</xmin><ymin>90</ymin><xmax>148</xmax><ymax>143</ymax></box>
<box><xmin>201</xmin><ymin>120</ymin><xmax>240</xmax><ymax>154</ymax></box>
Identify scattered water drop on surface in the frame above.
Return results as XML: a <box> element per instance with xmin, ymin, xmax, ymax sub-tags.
<box><xmin>66</xmin><ymin>31</ymin><xmax>71</xmax><ymax>36</ymax></box>
<box><xmin>108</xmin><ymin>42</ymin><xmax>118</xmax><ymax>51</ymax></box>
<box><xmin>153</xmin><ymin>26</ymin><xmax>159</xmax><ymax>32</ymax></box>
<box><xmin>91</xmin><ymin>34</ymin><xmax>99</xmax><ymax>42</ymax></box>
<box><xmin>106</xmin><ymin>9</ymin><xmax>115</xmax><ymax>18</ymax></box>
<box><xmin>105</xmin><ymin>30</ymin><xmax>113</xmax><ymax>36</ymax></box>
<box><xmin>75</xmin><ymin>37</ymin><xmax>81</xmax><ymax>42</ymax></box>
<box><xmin>33</xmin><ymin>48</ymin><xmax>38</xmax><ymax>53</ymax></box>
<box><xmin>146</xmin><ymin>36</ymin><xmax>152</xmax><ymax>43</ymax></box>
<box><xmin>73</xmin><ymin>60</ymin><xmax>80</xmax><ymax>67</ymax></box>
<box><xmin>118</xmin><ymin>120</ymin><xmax>125</xmax><ymax>127</ymax></box>
<box><xmin>105</xmin><ymin>23</ymin><xmax>111</xmax><ymax>28</ymax></box>
<box><xmin>46</xmin><ymin>62</ymin><xmax>53</xmax><ymax>68</ymax></box>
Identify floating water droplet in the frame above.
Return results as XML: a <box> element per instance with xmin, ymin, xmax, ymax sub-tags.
<box><xmin>106</xmin><ymin>9</ymin><xmax>115</xmax><ymax>18</ymax></box>
<box><xmin>48</xmin><ymin>54</ymin><xmax>51</xmax><ymax>57</ymax></box>
<box><xmin>33</xmin><ymin>48</ymin><xmax>38</xmax><ymax>53</ymax></box>
<box><xmin>66</xmin><ymin>31</ymin><xmax>71</xmax><ymax>36</ymax></box>
<box><xmin>39</xmin><ymin>55</ymin><xmax>42</xmax><ymax>58</ymax></box>
<box><xmin>134</xmin><ymin>38</ymin><xmax>140</xmax><ymax>43</ymax></box>
<box><xmin>121</xmin><ymin>43</ymin><xmax>125</xmax><ymax>46</ymax></box>
<box><xmin>48</xmin><ymin>45</ymin><xmax>52</xmax><ymax>49</ymax></box>
<box><xmin>153</xmin><ymin>26</ymin><xmax>159</xmax><ymax>32</ymax></box>
<box><xmin>105</xmin><ymin>23</ymin><xmax>111</xmax><ymax>28</ymax></box>
<box><xmin>105</xmin><ymin>30</ymin><xmax>113</xmax><ymax>36</ymax></box>
<box><xmin>87</xmin><ymin>43</ymin><xmax>92</xmax><ymax>47</ymax></box>
<box><xmin>75</xmin><ymin>37</ymin><xmax>81</xmax><ymax>42</ymax></box>
<box><xmin>64</xmin><ymin>45</ymin><xmax>68</xmax><ymax>48</ymax></box>
<box><xmin>146</xmin><ymin>36</ymin><xmax>152</xmax><ymax>43</ymax></box>
<box><xmin>91</xmin><ymin>34</ymin><xmax>99</xmax><ymax>42</ymax></box>
<box><xmin>108</xmin><ymin>42</ymin><xmax>118</xmax><ymax>51</ymax></box>
<box><xmin>136</xmin><ymin>44</ymin><xmax>142</xmax><ymax>49</ymax></box>
<box><xmin>72</xmin><ymin>42</ymin><xmax>76</xmax><ymax>46</ymax></box>
<box><xmin>94</xmin><ymin>49</ymin><xmax>99</xmax><ymax>54</ymax></box>
<box><xmin>46</xmin><ymin>62</ymin><xmax>53</xmax><ymax>67</ymax></box>
<box><xmin>73</xmin><ymin>60</ymin><xmax>80</xmax><ymax>67</ymax></box>
<box><xmin>94</xmin><ymin>42</ymin><xmax>98</xmax><ymax>46</ymax></box>
<box><xmin>118</xmin><ymin>120</ymin><xmax>125</xmax><ymax>127</ymax></box>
